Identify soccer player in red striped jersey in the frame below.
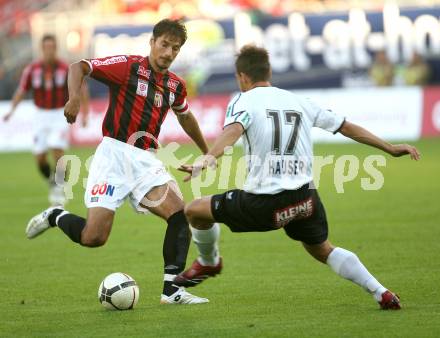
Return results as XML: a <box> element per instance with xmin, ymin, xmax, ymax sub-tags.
<box><xmin>3</xmin><ymin>34</ymin><xmax>89</xmax><ymax>206</ymax></box>
<box><xmin>26</xmin><ymin>19</ymin><xmax>210</xmax><ymax>304</ymax></box>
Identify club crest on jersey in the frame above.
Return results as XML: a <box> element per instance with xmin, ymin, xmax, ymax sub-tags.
<box><xmin>154</xmin><ymin>92</ymin><xmax>163</xmax><ymax>107</ymax></box>
<box><xmin>167</xmin><ymin>79</ymin><xmax>179</xmax><ymax>91</ymax></box>
<box><xmin>169</xmin><ymin>92</ymin><xmax>175</xmax><ymax>106</ymax></box>
<box><xmin>136</xmin><ymin>79</ymin><xmax>149</xmax><ymax>97</ymax></box>
<box><xmin>137</xmin><ymin>65</ymin><xmax>151</xmax><ymax>79</ymax></box>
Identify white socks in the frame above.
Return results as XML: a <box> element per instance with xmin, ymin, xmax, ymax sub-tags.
<box><xmin>327</xmin><ymin>247</ymin><xmax>387</xmax><ymax>301</ymax></box>
<box><xmin>190</xmin><ymin>223</ymin><xmax>220</xmax><ymax>266</ymax></box>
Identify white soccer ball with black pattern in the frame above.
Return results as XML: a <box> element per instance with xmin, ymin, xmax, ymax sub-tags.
<box><xmin>98</xmin><ymin>272</ymin><xmax>139</xmax><ymax>310</ymax></box>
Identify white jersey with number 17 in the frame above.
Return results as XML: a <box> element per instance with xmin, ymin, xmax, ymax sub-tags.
<box><xmin>224</xmin><ymin>86</ymin><xmax>345</xmax><ymax>195</ymax></box>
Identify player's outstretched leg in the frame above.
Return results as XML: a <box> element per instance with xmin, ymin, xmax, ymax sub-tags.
<box><xmin>303</xmin><ymin>240</ymin><xmax>401</xmax><ymax>310</ymax></box>
<box><xmin>26</xmin><ymin>207</ymin><xmax>114</xmax><ymax>247</ymax></box>
<box><xmin>143</xmin><ymin>184</ymin><xmax>209</xmax><ymax>304</ymax></box>
<box><xmin>173</xmin><ymin>196</ymin><xmax>223</xmax><ymax>288</ymax></box>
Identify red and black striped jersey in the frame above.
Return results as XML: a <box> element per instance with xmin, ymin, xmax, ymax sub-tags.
<box><xmin>19</xmin><ymin>60</ymin><xmax>69</xmax><ymax>109</ymax></box>
<box><xmin>82</xmin><ymin>55</ymin><xmax>189</xmax><ymax>150</ymax></box>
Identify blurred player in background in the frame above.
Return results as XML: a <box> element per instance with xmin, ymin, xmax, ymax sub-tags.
<box><xmin>3</xmin><ymin>34</ymin><xmax>90</xmax><ymax>206</ymax></box>
<box><xmin>26</xmin><ymin>19</ymin><xmax>210</xmax><ymax>304</ymax></box>
<box><xmin>174</xmin><ymin>45</ymin><xmax>421</xmax><ymax>310</ymax></box>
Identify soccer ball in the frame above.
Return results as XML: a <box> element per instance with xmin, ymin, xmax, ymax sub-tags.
<box><xmin>98</xmin><ymin>272</ymin><xmax>140</xmax><ymax>310</ymax></box>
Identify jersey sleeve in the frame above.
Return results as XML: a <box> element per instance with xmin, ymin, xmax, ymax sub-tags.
<box><xmin>82</xmin><ymin>55</ymin><xmax>129</xmax><ymax>85</ymax></box>
<box><xmin>223</xmin><ymin>93</ymin><xmax>252</xmax><ymax>130</ymax></box>
<box><xmin>18</xmin><ymin>65</ymin><xmax>32</xmax><ymax>92</ymax></box>
<box><xmin>171</xmin><ymin>82</ymin><xmax>189</xmax><ymax>115</ymax></box>
<box><xmin>306</xmin><ymin>98</ymin><xmax>345</xmax><ymax>134</ymax></box>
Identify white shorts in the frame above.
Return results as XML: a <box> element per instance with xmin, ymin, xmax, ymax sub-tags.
<box><xmin>33</xmin><ymin>108</ymin><xmax>69</xmax><ymax>154</ymax></box>
<box><xmin>84</xmin><ymin>137</ymin><xmax>178</xmax><ymax>213</ymax></box>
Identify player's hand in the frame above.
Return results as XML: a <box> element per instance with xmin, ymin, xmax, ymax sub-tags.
<box><xmin>3</xmin><ymin>112</ymin><xmax>12</xmax><ymax>122</ymax></box>
<box><xmin>178</xmin><ymin>155</ymin><xmax>217</xmax><ymax>182</ymax></box>
<box><xmin>389</xmin><ymin>144</ymin><xmax>421</xmax><ymax>160</ymax></box>
<box><xmin>64</xmin><ymin>98</ymin><xmax>81</xmax><ymax>124</ymax></box>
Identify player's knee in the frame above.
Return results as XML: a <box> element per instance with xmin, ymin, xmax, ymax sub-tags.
<box><xmin>184</xmin><ymin>202</ymin><xmax>195</xmax><ymax>223</ymax></box>
<box><xmin>52</xmin><ymin>149</ymin><xmax>64</xmax><ymax>157</ymax></box>
<box><xmin>80</xmin><ymin>220</ymin><xmax>112</xmax><ymax>247</ymax></box>
<box><xmin>303</xmin><ymin>240</ymin><xmax>334</xmax><ymax>263</ymax></box>
<box><xmin>81</xmin><ymin>233</ymin><xmax>108</xmax><ymax>247</ymax></box>
<box><xmin>36</xmin><ymin>155</ymin><xmax>48</xmax><ymax>166</ymax></box>
<box><xmin>184</xmin><ymin>200</ymin><xmax>202</xmax><ymax>225</ymax></box>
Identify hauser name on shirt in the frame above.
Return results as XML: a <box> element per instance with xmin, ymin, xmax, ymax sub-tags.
<box><xmin>268</xmin><ymin>157</ymin><xmax>308</xmax><ymax>176</ymax></box>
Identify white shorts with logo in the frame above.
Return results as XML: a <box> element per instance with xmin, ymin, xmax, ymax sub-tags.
<box><xmin>33</xmin><ymin>108</ymin><xmax>70</xmax><ymax>154</ymax></box>
<box><xmin>84</xmin><ymin>136</ymin><xmax>178</xmax><ymax>213</ymax></box>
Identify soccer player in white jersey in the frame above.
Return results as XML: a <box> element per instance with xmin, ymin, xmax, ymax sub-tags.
<box><xmin>173</xmin><ymin>45</ymin><xmax>421</xmax><ymax>310</ymax></box>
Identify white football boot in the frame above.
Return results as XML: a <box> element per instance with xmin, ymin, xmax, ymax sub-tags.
<box><xmin>26</xmin><ymin>206</ymin><xmax>61</xmax><ymax>239</ymax></box>
<box><xmin>160</xmin><ymin>287</ymin><xmax>209</xmax><ymax>305</ymax></box>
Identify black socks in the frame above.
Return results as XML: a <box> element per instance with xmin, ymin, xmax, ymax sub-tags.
<box><xmin>162</xmin><ymin>210</ymin><xmax>191</xmax><ymax>296</ymax></box>
<box><xmin>39</xmin><ymin>163</ymin><xmax>51</xmax><ymax>180</ymax></box>
<box><xmin>49</xmin><ymin>209</ymin><xmax>86</xmax><ymax>244</ymax></box>
<box><xmin>48</xmin><ymin>209</ymin><xmax>63</xmax><ymax>227</ymax></box>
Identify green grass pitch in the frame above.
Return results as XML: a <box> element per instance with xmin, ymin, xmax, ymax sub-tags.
<box><xmin>1</xmin><ymin>139</ymin><xmax>439</xmax><ymax>337</ymax></box>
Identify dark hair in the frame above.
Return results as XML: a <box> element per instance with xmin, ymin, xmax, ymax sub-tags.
<box><xmin>235</xmin><ymin>45</ymin><xmax>271</xmax><ymax>82</ymax></box>
<box><xmin>41</xmin><ymin>34</ymin><xmax>57</xmax><ymax>45</ymax></box>
<box><xmin>152</xmin><ymin>19</ymin><xmax>187</xmax><ymax>46</ymax></box>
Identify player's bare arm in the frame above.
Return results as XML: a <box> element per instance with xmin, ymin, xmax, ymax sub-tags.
<box><xmin>79</xmin><ymin>80</ymin><xmax>91</xmax><ymax>127</ymax></box>
<box><xmin>176</xmin><ymin>111</ymin><xmax>209</xmax><ymax>154</ymax></box>
<box><xmin>179</xmin><ymin>122</ymin><xmax>244</xmax><ymax>181</ymax></box>
<box><xmin>3</xmin><ymin>88</ymin><xmax>25</xmax><ymax>122</ymax></box>
<box><xmin>64</xmin><ymin>61</ymin><xmax>90</xmax><ymax>124</ymax></box>
<box><xmin>339</xmin><ymin>120</ymin><xmax>421</xmax><ymax>160</ymax></box>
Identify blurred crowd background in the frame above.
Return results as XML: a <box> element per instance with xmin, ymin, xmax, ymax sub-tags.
<box><xmin>1</xmin><ymin>0</ymin><xmax>440</xmax><ymax>100</ymax></box>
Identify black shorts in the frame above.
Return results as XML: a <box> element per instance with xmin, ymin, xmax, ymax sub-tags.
<box><xmin>211</xmin><ymin>183</ymin><xmax>328</xmax><ymax>245</ymax></box>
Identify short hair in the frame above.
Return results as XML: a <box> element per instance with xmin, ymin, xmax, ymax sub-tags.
<box><xmin>41</xmin><ymin>34</ymin><xmax>57</xmax><ymax>45</ymax></box>
<box><xmin>152</xmin><ymin>19</ymin><xmax>187</xmax><ymax>46</ymax></box>
<box><xmin>235</xmin><ymin>45</ymin><xmax>271</xmax><ymax>82</ymax></box>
